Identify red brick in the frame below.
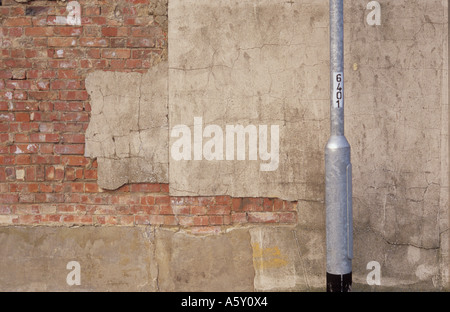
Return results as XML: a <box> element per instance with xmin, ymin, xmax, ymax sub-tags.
<box><xmin>208</xmin><ymin>205</ymin><xmax>231</xmax><ymax>215</ymax></box>
<box><xmin>35</xmin><ymin>193</ymin><xmax>64</xmax><ymax>203</ymax></box>
<box><xmin>0</xmin><ymin>155</ymin><xmax>14</xmax><ymax>165</ymax></box>
<box><xmin>57</xmin><ymin>69</ymin><xmax>80</xmax><ymax>79</ymax></box>
<box><xmin>61</xmin><ymin>155</ymin><xmax>88</xmax><ymax>166</ymax></box>
<box><xmin>140</xmin><ymin>195</ymin><xmax>155</xmax><ymax>205</ymax></box>
<box><xmin>193</xmin><ymin>216</ymin><xmax>209</xmax><ymax>226</ymax></box>
<box><xmin>59</xmin><ymin>90</ymin><xmax>88</xmax><ymax>101</ymax></box>
<box><xmin>160</xmin><ymin>184</ymin><xmax>169</xmax><ymax>193</ymax></box>
<box><xmin>101</xmin><ymin>49</ymin><xmax>131</xmax><ymax>59</ymax></box>
<box><xmin>15</xmin><ymin>112</ymin><xmax>30</xmax><ymax>122</ymax></box>
<box><xmin>248</xmin><ymin>212</ymin><xmax>279</xmax><ymax>223</ymax></box>
<box><xmin>178</xmin><ymin>216</ymin><xmax>194</xmax><ymax>226</ymax></box>
<box><xmin>135</xmin><ymin>215</ymin><xmax>150</xmax><ymax>225</ymax></box>
<box><xmin>159</xmin><ymin>205</ymin><xmax>172</xmax><ymax>215</ymax></box>
<box><xmin>285</xmin><ymin>201</ymin><xmax>298</xmax><ymax>211</ymax></box>
<box><xmin>209</xmin><ymin>215</ymin><xmax>223</xmax><ymax>225</ymax></box>
<box><xmin>125</xmin><ymin>59</ymin><xmax>142</xmax><ymax>68</ymax></box>
<box><xmin>0</xmin><ymin>194</ymin><xmax>19</xmax><ymax>204</ymax></box>
<box><xmin>54</xmin><ymin>102</ymin><xmax>84</xmax><ymax>112</ymax></box>
<box><xmin>39</xmin><ymin>144</ymin><xmax>55</xmax><ymax>154</ymax></box>
<box><xmin>53</xmin><ymin>26</ymin><xmax>82</xmax><ymax>36</ymax></box>
<box><xmin>109</xmin><ymin>60</ymin><xmax>126</xmax><ymax>69</ymax></box>
<box><xmin>190</xmin><ymin>206</ymin><xmax>207</xmax><ymax>215</ymax></box>
<box><xmin>19</xmin><ymin>122</ymin><xmax>39</xmax><ymax>132</ymax></box>
<box><xmin>8</xmin><ymin>27</ymin><xmax>23</xmax><ymax>37</ymax></box>
<box><xmin>172</xmin><ymin>205</ymin><xmax>189</xmax><ymax>215</ymax></box>
<box><xmin>263</xmin><ymin>198</ymin><xmax>274</xmax><ymax>211</ymax></box>
<box><xmin>131</xmin><ymin>183</ymin><xmax>161</xmax><ymax>193</ymax></box>
<box><xmin>101</xmin><ymin>27</ymin><xmax>128</xmax><ymax>37</ymax></box>
<box><xmin>12</xmin><ymin>144</ymin><xmax>38</xmax><ymax>154</ymax></box>
<box><xmin>13</xmin><ymin>91</ymin><xmax>28</xmax><ymax>100</ymax></box>
<box><xmin>127</xmin><ymin>38</ymin><xmax>155</xmax><ymax>48</ymax></box>
<box><xmin>28</xmin><ymin>91</ymin><xmax>58</xmax><ymax>100</ymax></box>
<box><xmin>279</xmin><ymin>212</ymin><xmax>297</xmax><ymax>224</ymax></box>
<box><xmin>29</xmin><ymin>133</ymin><xmax>60</xmax><ymax>143</ymax></box>
<box><xmin>39</xmin><ymin>183</ymin><xmax>53</xmax><ymax>193</ymax></box>
<box><xmin>84</xmin><ymin>169</ymin><xmax>97</xmax><ymax>180</ymax></box>
<box><xmin>45</xmin><ymin>166</ymin><xmax>64</xmax><ymax>181</ymax></box>
<box><xmin>3</xmin><ymin>18</ymin><xmax>32</xmax><ymax>27</ymax></box>
<box><xmin>15</xmin><ymin>155</ymin><xmax>31</xmax><ymax>165</ymax></box>
<box><xmin>27</xmin><ymin>70</ymin><xmax>57</xmax><ymax>79</ymax></box>
<box><xmin>85</xmin><ymin>183</ymin><xmax>99</xmax><ymax>193</ymax></box>
<box><xmin>0</xmin><ymin>112</ymin><xmax>14</xmax><ymax>121</ymax></box>
<box><xmin>164</xmin><ymin>215</ymin><xmax>177</xmax><ymax>226</ymax></box>
<box><xmin>242</xmin><ymin>198</ymin><xmax>263</xmax><ymax>212</ymax></box>
<box><xmin>131</xmin><ymin>26</ymin><xmax>163</xmax><ymax>37</ymax></box>
<box><xmin>196</xmin><ymin>197</ymin><xmax>214</xmax><ymax>206</ymax></box>
<box><xmin>18</xmin><ymin>214</ymin><xmax>41</xmax><ymax>224</ymax></box>
<box><xmin>141</xmin><ymin>205</ymin><xmax>159</xmax><ymax>215</ymax></box>
<box><xmin>126</xmin><ymin>0</ymin><xmax>151</xmax><ymax>4</ymax></box>
<box><xmin>120</xmin><ymin>215</ymin><xmax>135</xmax><ymax>226</ymax></box>
<box><xmin>48</xmin><ymin>59</ymin><xmax>78</xmax><ymax>69</ymax></box>
<box><xmin>215</xmin><ymin>195</ymin><xmax>231</xmax><ymax>205</ymax></box>
<box><xmin>83</xmin><ymin>6</ymin><xmax>101</xmax><ymax>16</ymax></box>
<box><xmin>51</xmin><ymin>80</ymin><xmax>82</xmax><ymax>90</ymax></box>
<box><xmin>61</xmin><ymin>134</ymin><xmax>85</xmax><ymax>143</ymax></box>
<box><xmin>155</xmin><ymin>195</ymin><xmax>170</xmax><ymax>205</ymax></box>
<box><xmin>54</xmin><ymin>144</ymin><xmax>84</xmax><ymax>155</ymax></box>
<box><xmin>18</xmin><ymin>193</ymin><xmax>35</xmax><ymax>203</ymax></box>
<box><xmin>273</xmin><ymin>198</ymin><xmax>284</xmax><ymax>211</ymax></box>
<box><xmin>87</xmin><ymin>49</ymin><xmax>101</xmax><ymax>59</ymax></box>
<box><xmin>79</xmin><ymin>37</ymin><xmax>109</xmax><ymax>47</ymax></box>
<box><xmin>25</xmin><ymin>27</ymin><xmax>54</xmax><ymax>37</ymax></box>
<box><xmin>13</xmin><ymin>133</ymin><xmax>29</xmax><ymax>143</ymax></box>
<box><xmin>41</xmin><ymin>214</ymin><xmax>63</xmax><ymax>223</ymax></box>
<box><xmin>48</xmin><ymin>37</ymin><xmax>78</xmax><ymax>47</ymax></box>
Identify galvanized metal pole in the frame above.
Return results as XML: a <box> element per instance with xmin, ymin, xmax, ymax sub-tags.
<box><xmin>325</xmin><ymin>0</ymin><xmax>353</xmax><ymax>292</ymax></box>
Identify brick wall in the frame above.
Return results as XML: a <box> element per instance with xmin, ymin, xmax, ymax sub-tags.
<box><xmin>0</xmin><ymin>0</ymin><xmax>298</xmax><ymax>233</ymax></box>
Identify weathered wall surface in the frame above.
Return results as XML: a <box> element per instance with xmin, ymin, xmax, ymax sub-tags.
<box><xmin>344</xmin><ymin>0</ymin><xmax>449</xmax><ymax>288</ymax></box>
<box><xmin>85</xmin><ymin>62</ymin><xmax>169</xmax><ymax>190</ymax></box>
<box><xmin>169</xmin><ymin>0</ymin><xmax>328</xmax><ymax>201</ymax></box>
<box><xmin>0</xmin><ymin>0</ymin><xmax>448</xmax><ymax>292</ymax></box>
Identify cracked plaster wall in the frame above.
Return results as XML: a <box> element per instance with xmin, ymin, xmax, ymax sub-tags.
<box><xmin>85</xmin><ymin>62</ymin><xmax>169</xmax><ymax>190</ymax></box>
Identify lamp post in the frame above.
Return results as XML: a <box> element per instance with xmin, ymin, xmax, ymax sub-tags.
<box><xmin>325</xmin><ymin>0</ymin><xmax>353</xmax><ymax>292</ymax></box>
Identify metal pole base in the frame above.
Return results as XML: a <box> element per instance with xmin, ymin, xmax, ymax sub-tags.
<box><xmin>326</xmin><ymin>272</ymin><xmax>352</xmax><ymax>292</ymax></box>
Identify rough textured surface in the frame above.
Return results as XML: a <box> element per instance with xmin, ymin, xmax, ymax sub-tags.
<box><xmin>344</xmin><ymin>0</ymin><xmax>449</xmax><ymax>288</ymax></box>
<box><xmin>0</xmin><ymin>225</ymin><xmax>256</xmax><ymax>291</ymax></box>
<box><xmin>167</xmin><ymin>0</ymin><xmax>448</xmax><ymax>289</ymax></box>
<box><xmin>155</xmin><ymin>227</ymin><xmax>255</xmax><ymax>291</ymax></box>
<box><xmin>0</xmin><ymin>226</ymin><xmax>157</xmax><ymax>291</ymax></box>
<box><xmin>250</xmin><ymin>226</ymin><xmax>324</xmax><ymax>291</ymax></box>
<box><xmin>168</xmin><ymin>0</ymin><xmax>329</xmax><ymax>201</ymax></box>
<box><xmin>85</xmin><ymin>62</ymin><xmax>169</xmax><ymax>190</ymax></box>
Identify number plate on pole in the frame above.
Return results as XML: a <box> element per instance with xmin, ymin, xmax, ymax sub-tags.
<box><xmin>333</xmin><ymin>72</ymin><xmax>343</xmax><ymax>109</ymax></box>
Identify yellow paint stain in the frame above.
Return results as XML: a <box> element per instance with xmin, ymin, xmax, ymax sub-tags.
<box><xmin>252</xmin><ymin>243</ymin><xmax>289</xmax><ymax>269</ymax></box>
